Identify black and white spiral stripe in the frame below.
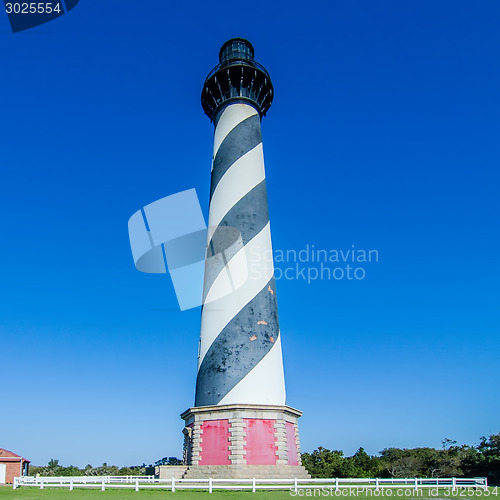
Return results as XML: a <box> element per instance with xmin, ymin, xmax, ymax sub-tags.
<box><xmin>195</xmin><ymin>103</ymin><xmax>286</xmax><ymax>407</ymax></box>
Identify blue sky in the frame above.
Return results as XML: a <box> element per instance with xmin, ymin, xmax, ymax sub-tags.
<box><xmin>1</xmin><ymin>0</ymin><xmax>499</xmax><ymax>467</ymax></box>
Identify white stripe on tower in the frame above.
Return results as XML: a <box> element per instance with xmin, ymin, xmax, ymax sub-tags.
<box><xmin>208</xmin><ymin>144</ymin><xmax>265</xmax><ymax>230</ymax></box>
<box><xmin>195</xmin><ymin>102</ymin><xmax>286</xmax><ymax>407</ymax></box>
<box><xmin>212</xmin><ymin>105</ymin><xmax>259</xmax><ymax>158</ymax></box>
<box><xmin>199</xmin><ymin>222</ymin><xmax>274</xmax><ymax>363</ymax></box>
<box><xmin>218</xmin><ymin>334</ymin><xmax>285</xmax><ymax>406</ymax></box>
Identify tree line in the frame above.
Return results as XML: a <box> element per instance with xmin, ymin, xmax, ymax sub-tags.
<box><xmin>301</xmin><ymin>433</ymin><xmax>500</xmax><ymax>484</ymax></box>
<box><xmin>28</xmin><ymin>457</ymin><xmax>182</xmax><ymax>477</ymax></box>
<box><xmin>28</xmin><ymin>432</ymin><xmax>500</xmax><ymax>484</ymax></box>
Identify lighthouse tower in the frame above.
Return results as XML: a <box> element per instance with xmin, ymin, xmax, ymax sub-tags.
<box><xmin>179</xmin><ymin>39</ymin><xmax>309</xmax><ymax>479</ymax></box>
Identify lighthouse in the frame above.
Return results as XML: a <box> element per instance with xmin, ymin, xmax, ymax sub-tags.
<box><xmin>179</xmin><ymin>39</ymin><xmax>309</xmax><ymax>479</ymax></box>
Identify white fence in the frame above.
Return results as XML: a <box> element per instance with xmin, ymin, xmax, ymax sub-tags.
<box><xmin>13</xmin><ymin>475</ymin><xmax>488</xmax><ymax>493</ymax></box>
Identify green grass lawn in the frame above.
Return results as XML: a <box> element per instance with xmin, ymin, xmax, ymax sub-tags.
<box><xmin>2</xmin><ymin>487</ymin><xmax>288</xmax><ymax>499</ymax></box>
<box><xmin>1</xmin><ymin>486</ymin><xmax>497</xmax><ymax>500</ymax></box>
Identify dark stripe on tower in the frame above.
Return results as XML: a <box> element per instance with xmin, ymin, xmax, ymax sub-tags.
<box><xmin>210</xmin><ymin>114</ymin><xmax>262</xmax><ymax>199</ymax></box>
<box><xmin>207</xmin><ymin>180</ymin><xmax>269</xmax><ymax>259</ymax></box>
<box><xmin>195</xmin><ymin>277</ymin><xmax>280</xmax><ymax>407</ymax></box>
<box><xmin>202</xmin><ymin>226</ymin><xmax>244</xmax><ymax>303</ymax></box>
<box><xmin>203</xmin><ymin>180</ymin><xmax>269</xmax><ymax>303</ymax></box>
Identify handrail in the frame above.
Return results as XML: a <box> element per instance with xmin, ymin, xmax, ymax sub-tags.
<box><xmin>204</xmin><ymin>60</ymin><xmax>271</xmax><ymax>85</ymax></box>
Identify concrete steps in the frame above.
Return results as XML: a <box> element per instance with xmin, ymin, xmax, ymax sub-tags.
<box><xmin>182</xmin><ymin>464</ymin><xmax>311</xmax><ymax>479</ymax></box>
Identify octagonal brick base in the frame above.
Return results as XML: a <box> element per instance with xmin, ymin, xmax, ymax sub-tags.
<box><xmin>179</xmin><ymin>404</ymin><xmax>310</xmax><ymax>478</ymax></box>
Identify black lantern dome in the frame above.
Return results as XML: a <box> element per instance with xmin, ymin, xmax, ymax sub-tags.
<box><xmin>201</xmin><ymin>38</ymin><xmax>273</xmax><ymax>122</ymax></box>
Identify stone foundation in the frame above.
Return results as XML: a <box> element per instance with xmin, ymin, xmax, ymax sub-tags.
<box><xmin>157</xmin><ymin>465</ymin><xmax>188</xmax><ymax>479</ymax></box>
<box><xmin>179</xmin><ymin>404</ymin><xmax>310</xmax><ymax>479</ymax></box>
